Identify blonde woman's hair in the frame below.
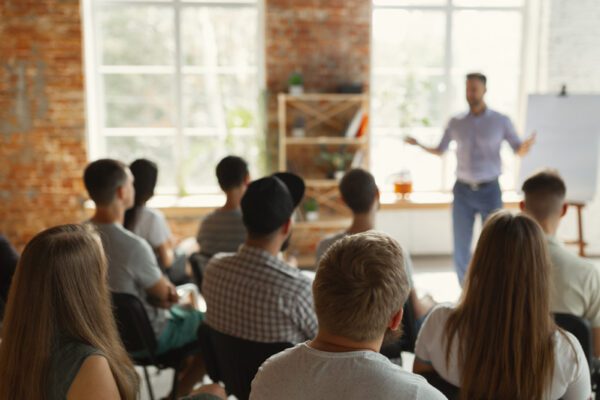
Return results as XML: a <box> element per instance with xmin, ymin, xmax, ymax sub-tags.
<box><xmin>314</xmin><ymin>231</ymin><xmax>410</xmax><ymax>342</ymax></box>
<box><xmin>444</xmin><ymin>211</ymin><xmax>570</xmax><ymax>399</ymax></box>
<box><xmin>0</xmin><ymin>224</ymin><xmax>138</xmax><ymax>399</ymax></box>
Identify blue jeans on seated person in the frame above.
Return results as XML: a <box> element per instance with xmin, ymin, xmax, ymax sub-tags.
<box><xmin>452</xmin><ymin>179</ymin><xmax>502</xmax><ymax>286</ymax></box>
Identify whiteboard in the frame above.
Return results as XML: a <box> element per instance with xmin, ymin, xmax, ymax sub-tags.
<box><xmin>519</xmin><ymin>94</ymin><xmax>600</xmax><ymax>203</ymax></box>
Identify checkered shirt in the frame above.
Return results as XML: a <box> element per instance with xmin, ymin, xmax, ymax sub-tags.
<box><xmin>202</xmin><ymin>245</ymin><xmax>317</xmax><ymax>343</ymax></box>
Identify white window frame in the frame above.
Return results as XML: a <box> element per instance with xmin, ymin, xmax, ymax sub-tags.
<box><xmin>370</xmin><ymin>0</ymin><xmax>531</xmax><ymax>192</ymax></box>
<box><xmin>82</xmin><ymin>0</ymin><xmax>266</xmax><ymax>195</ymax></box>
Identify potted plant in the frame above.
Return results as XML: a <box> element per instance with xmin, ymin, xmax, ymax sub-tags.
<box><xmin>292</xmin><ymin>116</ymin><xmax>305</xmax><ymax>138</ymax></box>
<box><xmin>318</xmin><ymin>146</ymin><xmax>353</xmax><ymax>180</ymax></box>
<box><xmin>288</xmin><ymin>72</ymin><xmax>304</xmax><ymax>95</ymax></box>
<box><xmin>304</xmin><ymin>197</ymin><xmax>319</xmax><ymax>222</ymax></box>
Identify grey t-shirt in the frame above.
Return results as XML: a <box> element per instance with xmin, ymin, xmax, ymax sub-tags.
<box><xmin>250</xmin><ymin>343</ymin><xmax>446</xmax><ymax>400</ymax></box>
<box><xmin>197</xmin><ymin>209</ymin><xmax>246</xmax><ymax>257</ymax></box>
<box><xmin>316</xmin><ymin>231</ymin><xmax>415</xmax><ymax>287</ymax></box>
<box><xmin>93</xmin><ymin>222</ymin><xmax>168</xmax><ymax>336</ymax></box>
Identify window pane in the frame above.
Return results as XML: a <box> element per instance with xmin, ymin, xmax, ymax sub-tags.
<box><xmin>452</xmin><ymin>11</ymin><xmax>522</xmax><ymax>73</ymax></box>
<box><xmin>98</xmin><ymin>6</ymin><xmax>174</xmax><ymax>65</ymax></box>
<box><xmin>181</xmin><ymin>7</ymin><xmax>257</xmax><ymax>66</ymax></box>
<box><xmin>372</xmin><ymin>10</ymin><xmax>445</xmax><ymax>70</ymax></box>
<box><xmin>183</xmin><ymin>73</ymin><xmax>258</xmax><ymax>129</ymax></box>
<box><xmin>105</xmin><ymin>136</ymin><xmax>177</xmax><ymax>190</ymax></box>
<box><xmin>371</xmin><ymin>130</ymin><xmax>444</xmax><ymax>192</ymax></box>
<box><xmin>372</xmin><ymin>73</ymin><xmax>446</xmax><ymax>128</ymax></box>
<box><xmin>103</xmin><ymin>74</ymin><xmax>175</xmax><ymax>127</ymax></box>
<box><xmin>453</xmin><ymin>0</ymin><xmax>523</xmax><ymax>7</ymax></box>
<box><xmin>182</xmin><ymin>134</ymin><xmax>264</xmax><ymax>193</ymax></box>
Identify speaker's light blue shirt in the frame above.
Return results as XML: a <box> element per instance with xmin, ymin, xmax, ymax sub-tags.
<box><xmin>437</xmin><ymin>108</ymin><xmax>522</xmax><ymax>184</ymax></box>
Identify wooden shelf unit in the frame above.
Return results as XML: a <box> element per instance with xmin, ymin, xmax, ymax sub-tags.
<box><xmin>278</xmin><ymin>93</ymin><xmax>370</xmax><ymax>267</ymax></box>
<box><xmin>278</xmin><ymin>93</ymin><xmax>370</xmax><ymax>174</ymax></box>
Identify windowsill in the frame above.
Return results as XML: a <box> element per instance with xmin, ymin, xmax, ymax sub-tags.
<box><xmin>84</xmin><ymin>191</ymin><xmax>522</xmax><ymax>217</ymax></box>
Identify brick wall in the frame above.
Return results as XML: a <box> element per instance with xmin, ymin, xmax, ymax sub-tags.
<box><xmin>0</xmin><ymin>0</ymin><xmax>87</xmax><ymax>250</ymax></box>
<box><xmin>264</xmin><ymin>0</ymin><xmax>371</xmax><ymax>168</ymax></box>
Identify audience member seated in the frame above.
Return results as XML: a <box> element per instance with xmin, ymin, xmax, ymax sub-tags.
<box><xmin>0</xmin><ymin>234</ymin><xmax>18</xmax><ymax>318</ymax></box>
<box><xmin>315</xmin><ymin>168</ymin><xmax>435</xmax><ymax>322</ymax></box>
<box><xmin>250</xmin><ymin>231</ymin><xmax>445</xmax><ymax>400</ymax></box>
<box><xmin>521</xmin><ymin>169</ymin><xmax>600</xmax><ymax>359</ymax></box>
<box><xmin>124</xmin><ymin>158</ymin><xmax>192</xmax><ymax>285</ymax></box>
<box><xmin>0</xmin><ymin>224</ymin><xmax>139</xmax><ymax>399</ymax></box>
<box><xmin>202</xmin><ymin>172</ymin><xmax>317</xmax><ymax>344</ymax></box>
<box><xmin>196</xmin><ymin>156</ymin><xmax>249</xmax><ymax>262</ymax></box>
<box><xmin>413</xmin><ymin>211</ymin><xmax>591</xmax><ymax>399</ymax></box>
<box><xmin>84</xmin><ymin>159</ymin><xmax>206</xmax><ymax>397</ymax></box>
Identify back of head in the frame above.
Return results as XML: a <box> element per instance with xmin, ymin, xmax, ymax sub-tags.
<box><xmin>124</xmin><ymin>159</ymin><xmax>158</xmax><ymax>230</ymax></box>
<box><xmin>0</xmin><ymin>224</ymin><xmax>137</xmax><ymax>399</ymax></box>
<box><xmin>339</xmin><ymin>168</ymin><xmax>378</xmax><ymax>214</ymax></box>
<box><xmin>522</xmin><ymin>169</ymin><xmax>566</xmax><ymax>222</ymax></box>
<box><xmin>446</xmin><ymin>211</ymin><xmax>556</xmax><ymax>399</ymax></box>
<box><xmin>129</xmin><ymin>159</ymin><xmax>158</xmax><ymax>205</ymax></box>
<box><xmin>216</xmin><ymin>155</ymin><xmax>249</xmax><ymax>192</ymax></box>
<box><xmin>241</xmin><ymin>173</ymin><xmax>304</xmax><ymax>239</ymax></box>
<box><xmin>84</xmin><ymin>159</ymin><xmax>128</xmax><ymax>206</ymax></box>
<box><xmin>314</xmin><ymin>231</ymin><xmax>410</xmax><ymax>342</ymax></box>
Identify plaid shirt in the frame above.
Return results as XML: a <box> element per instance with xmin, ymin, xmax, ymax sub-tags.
<box><xmin>202</xmin><ymin>245</ymin><xmax>317</xmax><ymax>343</ymax></box>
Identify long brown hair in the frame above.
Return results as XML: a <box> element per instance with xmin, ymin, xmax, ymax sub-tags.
<box><xmin>0</xmin><ymin>224</ymin><xmax>138</xmax><ymax>399</ymax></box>
<box><xmin>445</xmin><ymin>211</ymin><xmax>564</xmax><ymax>399</ymax></box>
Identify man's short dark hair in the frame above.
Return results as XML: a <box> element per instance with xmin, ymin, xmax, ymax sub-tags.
<box><xmin>466</xmin><ymin>72</ymin><xmax>487</xmax><ymax>86</ymax></box>
<box><xmin>339</xmin><ymin>169</ymin><xmax>378</xmax><ymax>214</ymax></box>
<box><xmin>522</xmin><ymin>169</ymin><xmax>567</xmax><ymax>221</ymax></box>
<box><xmin>216</xmin><ymin>156</ymin><xmax>249</xmax><ymax>191</ymax></box>
<box><xmin>84</xmin><ymin>159</ymin><xmax>128</xmax><ymax>206</ymax></box>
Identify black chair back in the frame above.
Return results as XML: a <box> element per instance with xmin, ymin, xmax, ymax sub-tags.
<box><xmin>554</xmin><ymin>313</ymin><xmax>594</xmax><ymax>369</ymax></box>
<box><xmin>197</xmin><ymin>323</ymin><xmax>292</xmax><ymax>400</ymax></box>
<box><xmin>111</xmin><ymin>292</ymin><xmax>159</xmax><ymax>359</ymax></box>
<box><xmin>421</xmin><ymin>371</ymin><xmax>460</xmax><ymax>400</ymax></box>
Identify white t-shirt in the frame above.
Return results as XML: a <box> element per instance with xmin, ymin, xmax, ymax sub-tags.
<box><xmin>415</xmin><ymin>305</ymin><xmax>591</xmax><ymax>400</ymax></box>
<box><xmin>250</xmin><ymin>342</ymin><xmax>446</xmax><ymax>400</ymax></box>
<box><xmin>132</xmin><ymin>206</ymin><xmax>172</xmax><ymax>248</ymax></box>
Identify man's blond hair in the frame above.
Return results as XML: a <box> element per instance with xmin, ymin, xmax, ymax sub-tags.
<box><xmin>313</xmin><ymin>231</ymin><xmax>410</xmax><ymax>342</ymax></box>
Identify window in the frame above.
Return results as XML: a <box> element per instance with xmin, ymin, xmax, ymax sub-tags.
<box><xmin>84</xmin><ymin>0</ymin><xmax>265</xmax><ymax>195</ymax></box>
<box><xmin>371</xmin><ymin>0</ymin><xmax>527</xmax><ymax>192</ymax></box>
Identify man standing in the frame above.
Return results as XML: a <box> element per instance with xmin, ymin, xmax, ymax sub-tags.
<box><xmin>406</xmin><ymin>73</ymin><xmax>535</xmax><ymax>284</ymax></box>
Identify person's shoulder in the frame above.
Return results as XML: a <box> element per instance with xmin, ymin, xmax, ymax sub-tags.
<box><xmin>553</xmin><ymin>330</ymin><xmax>588</xmax><ymax>376</ymax></box>
<box><xmin>67</xmin><ymin>354</ymin><xmax>120</xmax><ymax>399</ymax></box>
<box><xmin>421</xmin><ymin>303</ymin><xmax>454</xmax><ymax>332</ymax></box>
<box><xmin>143</xmin><ymin>206</ymin><xmax>166</xmax><ymax>221</ymax></box>
<box><xmin>550</xmin><ymin>242</ymin><xmax>598</xmax><ymax>278</ymax></box>
<box><xmin>390</xmin><ymin>369</ymin><xmax>446</xmax><ymax>399</ymax></box>
<box><xmin>317</xmin><ymin>231</ymin><xmax>346</xmax><ymax>253</ymax></box>
<box><xmin>451</xmin><ymin>111</ymin><xmax>470</xmax><ymax>122</ymax></box>
<box><xmin>260</xmin><ymin>343</ymin><xmax>303</xmax><ymax>369</ymax></box>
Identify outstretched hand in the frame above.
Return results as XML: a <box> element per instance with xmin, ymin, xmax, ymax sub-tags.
<box><xmin>404</xmin><ymin>136</ymin><xmax>418</xmax><ymax>146</ymax></box>
<box><xmin>518</xmin><ymin>131</ymin><xmax>537</xmax><ymax>156</ymax></box>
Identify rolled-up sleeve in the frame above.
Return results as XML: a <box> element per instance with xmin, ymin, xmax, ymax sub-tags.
<box><xmin>503</xmin><ymin>116</ymin><xmax>522</xmax><ymax>152</ymax></box>
<box><xmin>436</xmin><ymin>120</ymin><xmax>454</xmax><ymax>153</ymax></box>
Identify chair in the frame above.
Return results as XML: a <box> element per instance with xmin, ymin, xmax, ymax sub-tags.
<box><xmin>189</xmin><ymin>252</ymin><xmax>210</xmax><ymax>292</ymax></box>
<box><xmin>420</xmin><ymin>371</ymin><xmax>460</xmax><ymax>400</ymax></box>
<box><xmin>111</xmin><ymin>292</ymin><xmax>201</xmax><ymax>400</ymax></box>
<box><xmin>197</xmin><ymin>323</ymin><xmax>293</xmax><ymax>400</ymax></box>
<box><xmin>553</xmin><ymin>313</ymin><xmax>600</xmax><ymax>399</ymax></box>
<box><xmin>380</xmin><ymin>295</ymin><xmax>418</xmax><ymax>359</ymax></box>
